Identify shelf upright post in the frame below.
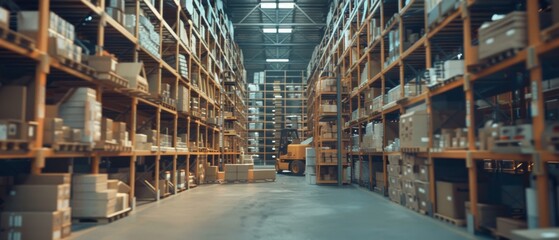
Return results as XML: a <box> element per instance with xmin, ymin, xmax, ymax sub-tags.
<box><xmin>31</xmin><ymin>0</ymin><xmax>51</xmax><ymax>174</ymax></box>
<box><xmin>336</xmin><ymin>69</ymin><xmax>343</xmax><ymax>186</ymax></box>
<box><xmin>155</xmin><ymin>107</ymin><xmax>162</xmax><ymax>201</ymax></box>
<box><xmin>130</xmin><ymin>98</ymin><xmax>138</xmax><ymax>207</ymax></box>
<box><xmin>186</xmin><ymin>117</ymin><xmax>191</xmax><ymax>190</ymax></box>
<box><xmin>461</xmin><ymin>3</ymin><xmax>479</xmax><ymax>232</ymax></box>
<box><xmin>526</xmin><ymin>0</ymin><xmax>550</xmax><ymax>228</ymax></box>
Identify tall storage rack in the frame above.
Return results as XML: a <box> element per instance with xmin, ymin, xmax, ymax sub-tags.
<box><xmin>307</xmin><ymin>0</ymin><xmax>559</xmax><ymax>232</ymax></box>
<box><xmin>0</xmin><ymin>0</ymin><xmax>246</xmax><ymax>205</ymax></box>
<box><xmin>247</xmin><ymin>70</ymin><xmax>308</xmax><ymax>165</ymax></box>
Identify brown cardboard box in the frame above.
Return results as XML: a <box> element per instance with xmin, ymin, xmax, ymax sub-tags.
<box><xmin>73</xmin><ymin>189</ymin><xmax>117</xmax><ymax>200</ymax></box>
<box><xmin>107</xmin><ymin>179</ymin><xmax>119</xmax><ymax>190</ymax></box>
<box><xmin>61</xmin><ymin>208</ymin><xmax>72</xmax><ymax>226</ymax></box>
<box><xmin>417</xmin><ymin>164</ymin><xmax>429</xmax><ymax>182</ymax></box>
<box><xmin>237</xmin><ymin>164</ymin><xmax>250</xmax><ymax>174</ymax></box>
<box><xmin>497</xmin><ymin>217</ymin><xmax>527</xmax><ymax>239</ymax></box>
<box><xmin>18</xmin><ymin>173</ymin><xmax>71</xmax><ymax>185</ymax></box>
<box><xmin>205</xmin><ymin>166</ymin><xmax>218</xmax><ymax>176</ymax></box>
<box><xmin>61</xmin><ymin>223</ymin><xmax>72</xmax><ymax>239</ymax></box>
<box><xmin>225</xmin><ymin>171</ymin><xmax>236</xmax><ymax>181</ymax></box>
<box><xmin>116</xmin><ymin>181</ymin><xmax>131</xmax><ymax>194</ymax></box>
<box><xmin>72</xmin><ymin>198</ymin><xmax>117</xmax><ymax>218</ymax></box>
<box><xmin>217</xmin><ymin>171</ymin><xmax>225</xmax><ymax>180</ymax></box>
<box><xmin>224</xmin><ymin>164</ymin><xmax>237</xmax><ymax>173</ymax></box>
<box><xmin>101</xmin><ymin>117</ymin><xmax>114</xmax><ymax>141</ymax></box>
<box><xmin>1</xmin><ymin>211</ymin><xmax>62</xmax><ymax>240</ymax></box>
<box><xmin>73</xmin><ymin>174</ymin><xmax>108</xmax><ymax>184</ymax></box>
<box><xmin>406</xmin><ymin>194</ymin><xmax>419</xmax><ymax>211</ymax></box>
<box><xmin>387</xmin><ymin>164</ymin><xmax>400</xmax><ymax>176</ymax></box>
<box><xmin>87</xmin><ymin>55</ymin><xmax>118</xmax><ymax>72</ymax></box>
<box><xmin>402</xmin><ymin>179</ymin><xmax>416</xmax><ymax>195</ymax></box>
<box><xmin>72</xmin><ymin>182</ymin><xmax>107</xmax><ymax>193</ymax></box>
<box><xmin>4</xmin><ymin>184</ymin><xmax>70</xmax><ymax>211</ymax></box>
<box><xmin>252</xmin><ymin>169</ymin><xmax>276</xmax><ymax>181</ymax></box>
<box><xmin>44</xmin><ymin>129</ymin><xmax>64</xmax><ymax>145</ymax></box>
<box><xmin>401</xmin><ymin>165</ymin><xmax>416</xmax><ymax>180</ymax></box>
<box><xmin>436</xmin><ymin>181</ymin><xmax>469</xmax><ymax>219</ymax></box>
<box><xmin>511</xmin><ymin>228</ymin><xmax>559</xmax><ymax>240</ymax></box>
<box><xmin>389</xmin><ymin>176</ymin><xmax>401</xmax><ymax>190</ymax></box>
<box><xmin>44</xmin><ymin>118</ymin><xmax>64</xmax><ymax>131</ymax></box>
<box><xmin>389</xmin><ymin>188</ymin><xmax>402</xmax><ymax>204</ymax></box>
<box><xmin>0</xmin><ymin>119</ymin><xmax>25</xmax><ymax>141</ymax></box>
<box><xmin>465</xmin><ymin>202</ymin><xmax>507</xmax><ymax>229</ymax></box>
<box><xmin>0</xmin><ymin>86</ymin><xmax>27</xmax><ymax>121</ymax></box>
<box><xmin>416</xmin><ymin>181</ymin><xmax>430</xmax><ymax>212</ymax></box>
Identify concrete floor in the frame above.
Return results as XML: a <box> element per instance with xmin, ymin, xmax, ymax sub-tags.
<box><xmin>71</xmin><ymin>174</ymin><xmax>488</xmax><ymax>240</ymax></box>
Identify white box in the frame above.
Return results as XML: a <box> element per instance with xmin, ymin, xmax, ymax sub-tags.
<box><xmin>444</xmin><ymin>60</ymin><xmax>464</xmax><ymax>80</ymax></box>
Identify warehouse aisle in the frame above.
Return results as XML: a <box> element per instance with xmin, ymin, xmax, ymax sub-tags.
<box><xmin>71</xmin><ymin>175</ymin><xmax>484</xmax><ymax>240</ymax></box>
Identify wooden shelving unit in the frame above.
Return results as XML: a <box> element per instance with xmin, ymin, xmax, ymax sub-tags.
<box><xmin>0</xmin><ymin>0</ymin><xmax>246</xmax><ymax>204</ymax></box>
<box><xmin>307</xmin><ymin>0</ymin><xmax>559</xmax><ymax>232</ymax></box>
<box><xmin>247</xmin><ymin>70</ymin><xmax>308</xmax><ymax>165</ymax></box>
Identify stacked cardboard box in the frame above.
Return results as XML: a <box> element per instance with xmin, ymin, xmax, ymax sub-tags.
<box><xmin>316</xmin><ymin>77</ymin><xmax>336</xmax><ymax>92</ymax></box>
<box><xmin>58</xmin><ymin>88</ymin><xmax>102</xmax><ymax>143</ymax></box>
<box><xmin>106</xmin><ymin>0</ymin><xmax>125</xmax><ymax>24</ymax></box>
<box><xmin>387</xmin><ymin>155</ymin><xmax>402</xmax><ymax>204</ymax></box>
<box><xmin>399</xmin><ymin>110</ymin><xmax>429</xmax><ymax>149</ymax></box>
<box><xmin>107</xmin><ymin>179</ymin><xmax>131</xmax><ymax>213</ymax></box>
<box><xmin>0</xmin><ymin>86</ymin><xmax>38</xmax><ymax>145</ymax></box>
<box><xmin>177</xmin><ymin>170</ymin><xmax>187</xmax><ymax>189</ymax></box>
<box><xmin>363</xmin><ymin>87</ymin><xmax>381</xmax><ymax>115</ymax></box>
<box><xmin>249</xmin><ymin>169</ymin><xmax>276</xmax><ymax>182</ymax></box>
<box><xmin>224</xmin><ymin>164</ymin><xmax>251</xmax><ymax>182</ymax></box>
<box><xmin>478</xmin><ymin>12</ymin><xmax>526</xmax><ymax>61</ymax></box>
<box><xmin>385</xmin><ymin>85</ymin><xmax>401</xmax><ymax>105</ymax></box>
<box><xmin>112</xmin><ymin>121</ymin><xmax>131</xmax><ymax>148</ymax></box>
<box><xmin>72</xmin><ymin>174</ymin><xmax>117</xmax><ymax>218</ymax></box>
<box><xmin>18</xmin><ymin>11</ymin><xmax>82</xmax><ymax>63</ymax></box>
<box><xmin>402</xmin><ymin>154</ymin><xmax>430</xmax><ymax>213</ymax></box>
<box><xmin>2</xmin><ymin>174</ymin><xmax>72</xmax><ymax>240</ymax></box>
<box><xmin>205</xmin><ymin>166</ymin><xmax>218</xmax><ymax>182</ymax></box>
<box><xmin>138</xmin><ymin>14</ymin><xmax>160</xmax><ymax>58</ymax></box>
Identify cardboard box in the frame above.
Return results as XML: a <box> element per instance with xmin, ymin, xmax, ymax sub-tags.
<box><xmin>72</xmin><ymin>199</ymin><xmax>117</xmax><ymax>218</ymax></box>
<box><xmin>497</xmin><ymin>217</ymin><xmax>527</xmax><ymax>240</ymax></box>
<box><xmin>252</xmin><ymin>169</ymin><xmax>276</xmax><ymax>180</ymax></box>
<box><xmin>107</xmin><ymin>179</ymin><xmax>119</xmax><ymax>190</ymax></box>
<box><xmin>225</xmin><ymin>164</ymin><xmax>237</xmax><ymax>173</ymax></box>
<box><xmin>0</xmin><ymin>7</ymin><xmax>8</xmax><ymax>28</ymax></box>
<box><xmin>217</xmin><ymin>171</ymin><xmax>225</xmax><ymax>180</ymax></box>
<box><xmin>465</xmin><ymin>202</ymin><xmax>507</xmax><ymax>229</ymax></box>
<box><xmin>116</xmin><ymin>193</ymin><xmax>129</xmax><ymax>212</ymax></box>
<box><xmin>73</xmin><ymin>189</ymin><xmax>117</xmax><ymax>200</ymax></box>
<box><xmin>402</xmin><ymin>179</ymin><xmax>416</xmax><ymax>195</ymax></box>
<box><xmin>415</xmin><ymin>180</ymin><xmax>430</xmax><ymax>212</ymax></box>
<box><xmin>73</xmin><ymin>174</ymin><xmax>108</xmax><ymax>184</ymax></box>
<box><xmin>417</xmin><ymin>164</ymin><xmax>429</xmax><ymax>182</ymax></box>
<box><xmin>436</xmin><ymin>181</ymin><xmax>469</xmax><ymax>219</ymax></box>
<box><xmin>44</xmin><ymin>118</ymin><xmax>64</xmax><ymax>131</ymax></box>
<box><xmin>389</xmin><ymin>176</ymin><xmax>401</xmax><ymax>190</ymax></box>
<box><xmin>61</xmin><ymin>208</ymin><xmax>72</xmax><ymax>226</ymax></box>
<box><xmin>1</xmin><ymin>211</ymin><xmax>62</xmax><ymax>240</ymax></box>
<box><xmin>205</xmin><ymin>166</ymin><xmax>218</xmax><ymax>176</ymax></box>
<box><xmin>18</xmin><ymin>173</ymin><xmax>71</xmax><ymax>185</ymax></box>
<box><xmin>511</xmin><ymin>228</ymin><xmax>559</xmax><ymax>240</ymax></box>
<box><xmin>479</xmin><ymin>12</ymin><xmax>526</xmax><ymax>61</ymax></box>
<box><xmin>4</xmin><ymin>184</ymin><xmax>70</xmax><ymax>211</ymax></box>
<box><xmin>389</xmin><ymin>188</ymin><xmax>402</xmax><ymax>204</ymax></box>
<box><xmin>0</xmin><ymin>86</ymin><xmax>27</xmax><ymax>121</ymax></box>
<box><xmin>87</xmin><ymin>55</ymin><xmax>118</xmax><ymax>72</ymax></box>
<box><xmin>61</xmin><ymin>223</ymin><xmax>72</xmax><ymax>239</ymax></box>
<box><xmin>72</xmin><ymin>182</ymin><xmax>107</xmax><ymax>193</ymax></box>
<box><xmin>406</xmin><ymin>194</ymin><xmax>419</xmax><ymax>211</ymax></box>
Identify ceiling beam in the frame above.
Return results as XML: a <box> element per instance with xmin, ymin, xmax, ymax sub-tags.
<box><xmin>234</xmin><ymin>23</ymin><xmax>325</xmax><ymax>27</ymax></box>
<box><xmin>238</xmin><ymin>43</ymin><xmax>318</xmax><ymax>46</ymax></box>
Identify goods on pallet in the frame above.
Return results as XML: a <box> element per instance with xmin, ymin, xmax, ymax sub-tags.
<box><xmin>58</xmin><ymin>88</ymin><xmax>102</xmax><ymax>143</ymax></box>
<box><xmin>17</xmin><ymin>11</ymin><xmax>81</xmax><ymax>63</ymax></box>
<box><xmin>464</xmin><ymin>202</ymin><xmax>507</xmax><ymax>229</ymax></box>
<box><xmin>435</xmin><ymin>181</ymin><xmax>469</xmax><ymax>220</ymax></box>
<box><xmin>478</xmin><ymin>12</ymin><xmax>527</xmax><ymax>61</ymax></box>
<box><xmin>138</xmin><ymin>14</ymin><xmax>160</xmax><ymax>58</ymax></box>
<box><xmin>0</xmin><ymin>86</ymin><xmax>38</xmax><ymax>144</ymax></box>
<box><xmin>2</xmin><ymin>174</ymin><xmax>72</xmax><ymax>240</ymax></box>
<box><xmin>224</xmin><ymin>164</ymin><xmax>252</xmax><ymax>182</ymax></box>
<box><xmin>72</xmin><ymin>174</ymin><xmax>117</xmax><ymax>218</ymax></box>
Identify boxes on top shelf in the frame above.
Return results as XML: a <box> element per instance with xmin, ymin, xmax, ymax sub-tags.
<box><xmin>478</xmin><ymin>11</ymin><xmax>527</xmax><ymax>61</ymax></box>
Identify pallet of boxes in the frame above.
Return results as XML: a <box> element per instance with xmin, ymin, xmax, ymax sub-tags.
<box><xmin>71</xmin><ymin>174</ymin><xmax>131</xmax><ymax>224</ymax></box>
<box><xmin>0</xmin><ymin>86</ymin><xmax>38</xmax><ymax>152</ymax></box>
<box><xmin>1</xmin><ymin>174</ymin><xmax>72</xmax><ymax>240</ymax></box>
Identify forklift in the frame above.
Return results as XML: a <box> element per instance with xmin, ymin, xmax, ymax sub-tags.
<box><xmin>275</xmin><ymin>129</ymin><xmax>309</xmax><ymax>176</ymax></box>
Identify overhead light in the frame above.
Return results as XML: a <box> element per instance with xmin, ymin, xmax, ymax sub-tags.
<box><xmin>263</xmin><ymin>28</ymin><xmax>277</xmax><ymax>33</ymax></box>
<box><xmin>278</xmin><ymin>28</ymin><xmax>292</xmax><ymax>33</ymax></box>
<box><xmin>260</xmin><ymin>2</ymin><xmax>277</xmax><ymax>8</ymax></box>
<box><xmin>278</xmin><ymin>2</ymin><xmax>295</xmax><ymax>8</ymax></box>
<box><xmin>266</xmin><ymin>59</ymin><xmax>289</xmax><ymax>62</ymax></box>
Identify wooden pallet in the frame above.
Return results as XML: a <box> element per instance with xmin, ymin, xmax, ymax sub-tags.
<box><xmin>251</xmin><ymin>179</ymin><xmax>275</xmax><ymax>183</ymax></box>
<box><xmin>96</xmin><ymin>72</ymin><xmax>130</xmax><ymax>89</ymax></box>
<box><xmin>222</xmin><ymin>180</ymin><xmax>248</xmax><ymax>184</ymax></box>
<box><xmin>94</xmin><ymin>142</ymin><xmax>131</xmax><ymax>152</ymax></box>
<box><xmin>401</xmin><ymin>147</ymin><xmax>429</xmax><ymax>153</ymax></box>
<box><xmin>428</xmin><ymin>75</ymin><xmax>463</xmax><ymax>91</ymax></box>
<box><xmin>0</xmin><ymin>26</ymin><xmax>35</xmax><ymax>50</ymax></box>
<box><xmin>0</xmin><ymin>140</ymin><xmax>30</xmax><ymax>152</ymax></box>
<box><xmin>50</xmin><ymin>142</ymin><xmax>92</xmax><ymax>152</ymax></box>
<box><xmin>433</xmin><ymin>213</ymin><xmax>466</xmax><ymax>226</ymax></box>
<box><xmin>58</xmin><ymin>57</ymin><xmax>97</xmax><ymax>77</ymax></box>
<box><xmin>72</xmin><ymin>208</ymin><xmax>131</xmax><ymax>224</ymax></box>
<box><xmin>469</xmin><ymin>48</ymin><xmax>523</xmax><ymax>73</ymax></box>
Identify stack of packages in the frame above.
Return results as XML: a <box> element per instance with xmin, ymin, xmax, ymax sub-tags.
<box><xmin>178</xmin><ymin>20</ymin><xmax>189</xmax><ymax>46</ymax></box>
<box><xmin>372</xmin><ymin>161</ymin><xmax>384</xmax><ymax>191</ymax></box>
<box><xmin>177</xmin><ymin>85</ymin><xmax>190</xmax><ymax>113</ymax></box>
<box><xmin>401</xmin><ymin>154</ymin><xmax>430</xmax><ymax>213</ymax></box>
<box><xmin>224</xmin><ymin>164</ymin><xmax>251</xmax><ymax>182</ymax></box>
<box><xmin>43</xmin><ymin>116</ymin><xmax>80</xmax><ymax>146</ymax></box>
<box><xmin>160</xmin><ymin>83</ymin><xmax>177</xmax><ymax>109</ymax></box>
<box><xmin>359</xmin><ymin>60</ymin><xmax>381</xmax><ymax>87</ymax></box>
<box><xmin>403</xmin><ymin>80</ymin><xmax>427</xmax><ymax>98</ymax></box>
<box><xmin>2</xmin><ymin>174</ymin><xmax>72</xmax><ymax>240</ymax></box>
<box><xmin>96</xmin><ymin>117</ymin><xmax>117</xmax><ymax>149</ymax></box>
<box><xmin>364</xmin><ymin>87</ymin><xmax>381</xmax><ymax>115</ymax></box>
<box><xmin>372</xmin><ymin>96</ymin><xmax>383</xmax><ymax>113</ymax></box>
<box><xmin>58</xmin><ymin>88</ymin><xmax>102</xmax><ymax>144</ymax></box>
<box><xmin>107</xmin><ymin>179</ymin><xmax>131</xmax><ymax>213</ymax></box>
<box><xmin>105</xmin><ymin>0</ymin><xmax>125</xmax><ymax>24</ymax></box>
<box><xmin>72</xmin><ymin>174</ymin><xmax>117</xmax><ymax>218</ymax></box>
<box><xmin>0</xmin><ymin>86</ymin><xmax>38</xmax><ymax>146</ymax></box>
<box><xmin>387</xmin><ymin>155</ymin><xmax>403</xmax><ymax>204</ymax></box>
<box><xmin>205</xmin><ymin>165</ymin><xmax>218</xmax><ymax>182</ymax></box>
<box><xmin>177</xmin><ymin>170</ymin><xmax>187</xmax><ymax>190</ymax></box>
<box><xmin>138</xmin><ymin>13</ymin><xmax>160</xmax><ymax>58</ymax></box>
<box><xmin>112</xmin><ymin>120</ymin><xmax>131</xmax><ymax>149</ymax></box>
<box><xmin>372</xmin><ymin>122</ymin><xmax>384</xmax><ymax>151</ymax></box>
<box><xmin>385</xmin><ymin>85</ymin><xmax>401</xmax><ymax>105</ymax></box>
<box><xmin>399</xmin><ymin>110</ymin><xmax>429</xmax><ymax>150</ymax></box>
<box><xmin>18</xmin><ymin>11</ymin><xmax>82</xmax><ymax>63</ymax></box>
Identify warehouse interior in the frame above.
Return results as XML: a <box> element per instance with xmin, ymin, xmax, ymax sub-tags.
<box><xmin>0</xmin><ymin>0</ymin><xmax>558</xmax><ymax>239</ymax></box>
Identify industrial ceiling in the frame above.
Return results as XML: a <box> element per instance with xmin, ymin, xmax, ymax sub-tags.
<box><xmin>225</xmin><ymin>0</ymin><xmax>330</xmax><ymax>73</ymax></box>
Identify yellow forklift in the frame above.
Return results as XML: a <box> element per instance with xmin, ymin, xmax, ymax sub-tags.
<box><xmin>275</xmin><ymin>129</ymin><xmax>309</xmax><ymax>175</ymax></box>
